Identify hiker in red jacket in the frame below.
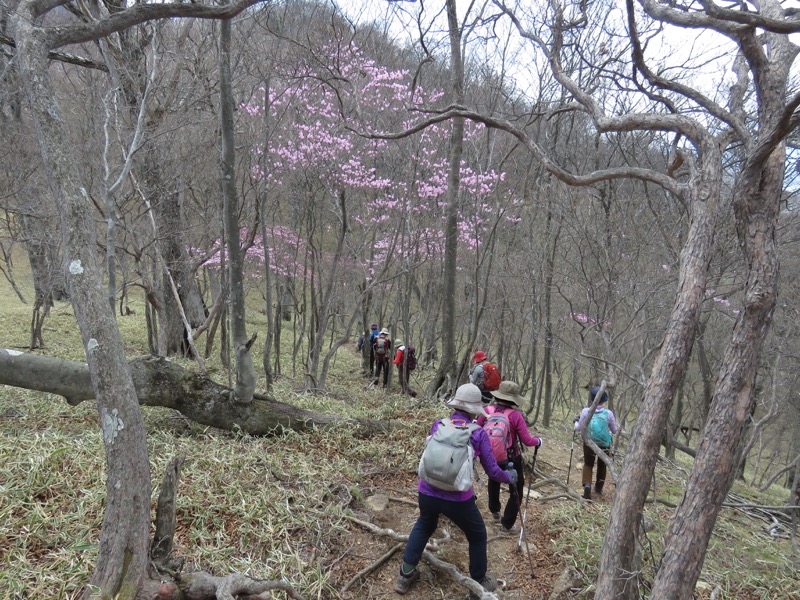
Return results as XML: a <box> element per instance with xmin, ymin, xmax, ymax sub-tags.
<box><xmin>469</xmin><ymin>350</ymin><xmax>500</xmax><ymax>402</ymax></box>
<box><xmin>392</xmin><ymin>339</ymin><xmax>417</xmax><ymax>397</ymax></box>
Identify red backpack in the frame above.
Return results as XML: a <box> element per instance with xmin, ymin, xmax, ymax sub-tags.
<box><xmin>482</xmin><ymin>405</ymin><xmax>513</xmax><ymax>462</ymax></box>
<box><xmin>374</xmin><ymin>337</ymin><xmax>389</xmax><ymax>360</ymax></box>
<box><xmin>482</xmin><ymin>362</ymin><xmax>501</xmax><ymax>391</ymax></box>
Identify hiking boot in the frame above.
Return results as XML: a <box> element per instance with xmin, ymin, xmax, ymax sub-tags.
<box><xmin>595</xmin><ymin>483</ymin><xmax>604</xmax><ymax>496</ymax></box>
<box><xmin>583</xmin><ymin>484</ymin><xmax>592</xmax><ymax>500</ymax></box>
<box><xmin>394</xmin><ymin>568</ymin><xmax>419</xmax><ymax>594</ymax></box>
<box><xmin>491</xmin><ymin>511</ymin><xmax>500</xmax><ymax>521</ymax></box>
<box><xmin>468</xmin><ymin>574</ymin><xmax>497</xmax><ymax>599</ymax></box>
<box><xmin>500</xmin><ymin>523</ymin><xmax>519</xmax><ymax>534</ymax></box>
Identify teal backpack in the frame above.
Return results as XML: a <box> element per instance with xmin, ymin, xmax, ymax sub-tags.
<box><xmin>588</xmin><ymin>409</ymin><xmax>612</xmax><ymax>448</ymax></box>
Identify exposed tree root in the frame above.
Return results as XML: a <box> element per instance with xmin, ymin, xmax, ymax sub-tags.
<box><xmin>339</xmin><ymin>542</ymin><xmax>403</xmax><ymax>594</ymax></box>
<box><xmin>345</xmin><ymin>514</ymin><xmax>499</xmax><ymax>599</ymax></box>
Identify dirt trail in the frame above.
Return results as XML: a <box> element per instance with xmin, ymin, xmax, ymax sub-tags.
<box><xmin>334</xmin><ymin>433</ymin><xmax>595</xmax><ymax>600</ymax></box>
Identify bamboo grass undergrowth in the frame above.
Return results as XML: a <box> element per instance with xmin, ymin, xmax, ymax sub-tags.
<box><xmin>1</xmin><ymin>272</ymin><xmax>798</xmax><ymax>598</ymax></box>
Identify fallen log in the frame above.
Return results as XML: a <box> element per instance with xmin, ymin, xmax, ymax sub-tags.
<box><xmin>0</xmin><ymin>350</ymin><xmax>390</xmax><ymax>437</ymax></box>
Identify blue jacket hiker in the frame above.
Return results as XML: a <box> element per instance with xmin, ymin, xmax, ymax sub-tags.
<box><xmin>367</xmin><ymin>323</ymin><xmax>380</xmax><ymax>375</ymax></box>
<box><xmin>395</xmin><ymin>383</ymin><xmax>515</xmax><ymax>598</ymax></box>
<box><xmin>574</xmin><ymin>386</ymin><xmax>619</xmax><ymax>500</ymax></box>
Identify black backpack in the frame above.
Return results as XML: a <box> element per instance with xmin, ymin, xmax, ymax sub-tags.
<box><xmin>405</xmin><ymin>346</ymin><xmax>417</xmax><ymax>371</ymax></box>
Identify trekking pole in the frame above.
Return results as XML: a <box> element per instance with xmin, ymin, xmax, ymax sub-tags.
<box><xmin>567</xmin><ymin>429</ymin><xmax>576</xmax><ymax>486</ymax></box>
<box><xmin>514</xmin><ymin>447</ymin><xmax>539</xmax><ymax>578</ymax></box>
<box><xmin>518</xmin><ymin>446</ymin><xmax>538</xmax><ymax>536</ymax></box>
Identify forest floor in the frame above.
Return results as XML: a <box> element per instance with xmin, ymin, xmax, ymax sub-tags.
<box><xmin>319</xmin><ymin>365</ymin><xmax>613</xmax><ymax>600</ymax></box>
<box><xmin>2</xmin><ymin>297</ymin><xmax>798</xmax><ymax>599</ymax></box>
<box><xmin>331</xmin><ymin>449</ymin><xmax>583</xmax><ymax>600</ymax></box>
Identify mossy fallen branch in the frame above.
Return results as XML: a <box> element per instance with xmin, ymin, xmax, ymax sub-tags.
<box><xmin>0</xmin><ymin>350</ymin><xmax>390</xmax><ymax>437</ymax></box>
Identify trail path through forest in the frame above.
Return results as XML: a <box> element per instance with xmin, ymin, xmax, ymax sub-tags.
<box><xmin>332</xmin><ymin>409</ymin><xmax>604</xmax><ymax>600</ymax></box>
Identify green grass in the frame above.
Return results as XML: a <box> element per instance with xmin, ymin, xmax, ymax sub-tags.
<box><xmin>1</xmin><ymin>265</ymin><xmax>799</xmax><ymax>599</ymax></box>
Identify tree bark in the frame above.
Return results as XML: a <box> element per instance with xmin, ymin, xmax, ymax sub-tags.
<box><xmin>596</xmin><ymin>144</ymin><xmax>722</xmax><ymax>599</ymax></box>
<box><xmin>0</xmin><ymin>349</ymin><xmax>390</xmax><ymax>436</ymax></box>
<box><xmin>10</xmin><ymin>6</ymin><xmax>153</xmax><ymax>597</ymax></box>
<box><xmin>650</xmin><ymin>143</ymin><xmax>785</xmax><ymax>600</ymax></box>
<box><xmin>427</xmin><ymin>0</ymin><xmax>464</xmax><ymax>398</ymax></box>
<box><xmin>219</xmin><ymin>12</ymin><xmax>256</xmax><ymax>403</ymax></box>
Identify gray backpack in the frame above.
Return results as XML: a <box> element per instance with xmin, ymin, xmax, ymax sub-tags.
<box><xmin>418</xmin><ymin>417</ymin><xmax>480</xmax><ymax>491</ymax></box>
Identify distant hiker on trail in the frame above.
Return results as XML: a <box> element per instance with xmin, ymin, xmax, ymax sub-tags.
<box><xmin>469</xmin><ymin>350</ymin><xmax>501</xmax><ymax>402</ymax></box>
<box><xmin>367</xmin><ymin>323</ymin><xmax>379</xmax><ymax>376</ymax></box>
<box><xmin>395</xmin><ymin>383</ymin><xmax>516</xmax><ymax>598</ymax></box>
<box><xmin>477</xmin><ymin>381</ymin><xmax>543</xmax><ymax>532</ymax></box>
<box><xmin>372</xmin><ymin>328</ymin><xmax>392</xmax><ymax>388</ymax></box>
<box><xmin>393</xmin><ymin>339</ymin><xmax>418</xmax><ymax>398</ymax></box>
<box><xmin>574</xmin><ymin>386</ymin><xmax>619</xmax><ymax>500</ymax></box>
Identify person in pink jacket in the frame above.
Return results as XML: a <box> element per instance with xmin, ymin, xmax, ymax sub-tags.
<box><xmin>477</xmin><ymin>380</ymin><xmax>542</xmax><ymax>532</ymax></box>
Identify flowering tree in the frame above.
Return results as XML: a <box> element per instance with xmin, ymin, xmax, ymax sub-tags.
<box><xmin>238</xmin><ymin>33</ymin><xmax>515</xmax><ymax>390</ymax></box>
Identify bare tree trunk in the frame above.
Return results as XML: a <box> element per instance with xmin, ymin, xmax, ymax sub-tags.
<box><xmin>22</xmin><ymin>213</ymin><xmax>57</xmax><ymax>348</ymax></box>
<box><xmin>650</xmin><ymin>144</ymin><xmax>784</xmax><ymax>598</ymax></box>
<box><xmin>306</xmin><ymin>191</ymin><xmax>350</xmax><ymax>391</ymax></box>
<box><xmin>11</xmin><ymin>7</ymin><xmax>152</xmax><ymax>597</ymax></box>
<box><xmin>259</xmin><ymin>79</ymin><xmax>275</xmax><ymax>390</ymax></box>
<box><xmin>0</xmin><ymin>350</ymin><xmax>390</xmax><ymax>437</ymax></box>
<box><xmin>541</xmin><ymin>200</ymin><xmax>558</xmax><ymax>426</ymax></box>
<box><xmin>219</xmin><ymin>13</ymin><xmax>256</xmax><ymax>403</ymax></box>
<box><xmin>596</xmin><ymin>147</ymin><xmax>722</xmax><ymax>599</ymax></box>
<box><xmin>428</xmin><ymin>0</ymin><xmax>464</xmax><ymax>399</ymax></box>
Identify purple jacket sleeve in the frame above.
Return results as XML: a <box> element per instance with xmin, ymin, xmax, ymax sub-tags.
<box><xmin>574</xmin><ymin>407</ymin><xmax>591</xmax><ymax>430</ymax></box>
<box><xmin>508</xmin><ymin>409</ymin><xmax>541</xmax><ymax>448</ymax></box>
<box><xmin>472</xmin><ymin>427</ymin><xmax>513</xmax><ymax>484</ymax></box>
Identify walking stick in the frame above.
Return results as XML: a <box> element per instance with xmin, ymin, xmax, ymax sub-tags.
<box><xmin>512</xmin><ymin>445</ymin><xmax>539</xmax><ymax>578</ymax></box>
<box><xmin>567</xmin><ymin>429</ymin><xmax>576</xmax><ymax>486</ymax></box>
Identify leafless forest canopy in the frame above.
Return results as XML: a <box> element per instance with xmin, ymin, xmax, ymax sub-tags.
<box><xmin>2</xmin><ymin>0</ymin><xmax>800</xmax><ymax>598</ymax></box>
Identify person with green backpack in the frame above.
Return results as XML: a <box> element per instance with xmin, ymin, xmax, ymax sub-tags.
<box><xmin>395</xmin><ymin>383</ymin><xmax>516</xmax><ymax>598</ymax></box>
<box><xmin>573</xmin><ymin>386</ymin><xmax>619</xmax><ymax>500</ymax></box>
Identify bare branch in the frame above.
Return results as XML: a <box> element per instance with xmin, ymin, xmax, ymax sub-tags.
<box><xmin>624</xmin><ymin>0</ymin><xmax>749</xmax><ymax>142</ymax></box>
<box><xmin>354</xmin><ymin>106</ymin><xmax>683</xmax><ymax>195</ymax></box>
<box><xmin>43</xmin><ymin>0</ymin><xmax>269</xmax><ymax>50</ymax></box>
<box><xmin>0</xmin><ymin>33</ymin><xmax>108</xmax><ymax>71</ymax></box>
<box><xmin>642</xmin><ymin>0</ymin><xmax>800</xmax><ymax>35</ymax></box>
<box><xmin>493</xmin><ymin>0</ymin><xmax>708</xmax><ymax>146</ymax></box>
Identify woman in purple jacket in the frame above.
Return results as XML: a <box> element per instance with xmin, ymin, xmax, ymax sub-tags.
<box><xmin>478</xmin><ymin>381</ymin><xmax>543</xmax><ymax>532</ymax></box>
<box><xmin>395</xmin><ymin>383</ymin><xmax>516</xmax><ymax>597</ymax></box>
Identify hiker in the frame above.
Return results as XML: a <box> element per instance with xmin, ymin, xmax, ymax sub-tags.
<box><xmin>395</xmin><ymin>383</ymin><xmax>516</xmax><ymax>597</ymax></box>
<box><xmin>477</xmin><ymin>380</ymin><xmax>543</xmax><ymax>532</ymax></box>
<box><xmin>469</xmin><ymin>350</ymin><xmax>501</xmax><ymax>402</ymax></box>
<box><xmin>573</xmin><ymin>386</ymin><xmax>619</xmax><ymax>500</ymax></box>
<box><xmin>393</xmin><ymin>340</ymin><xmax>417</xmax><ymax>398</ymax></box>
<box><xmin>372</xmin><ymin>328</ymin><xmax>392</xmax><ymax>388</ymax></box>
<box><xmin>367</xmin><ymin>323</ymin><xmax>380</xmax><ymax>376</ymax></box>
